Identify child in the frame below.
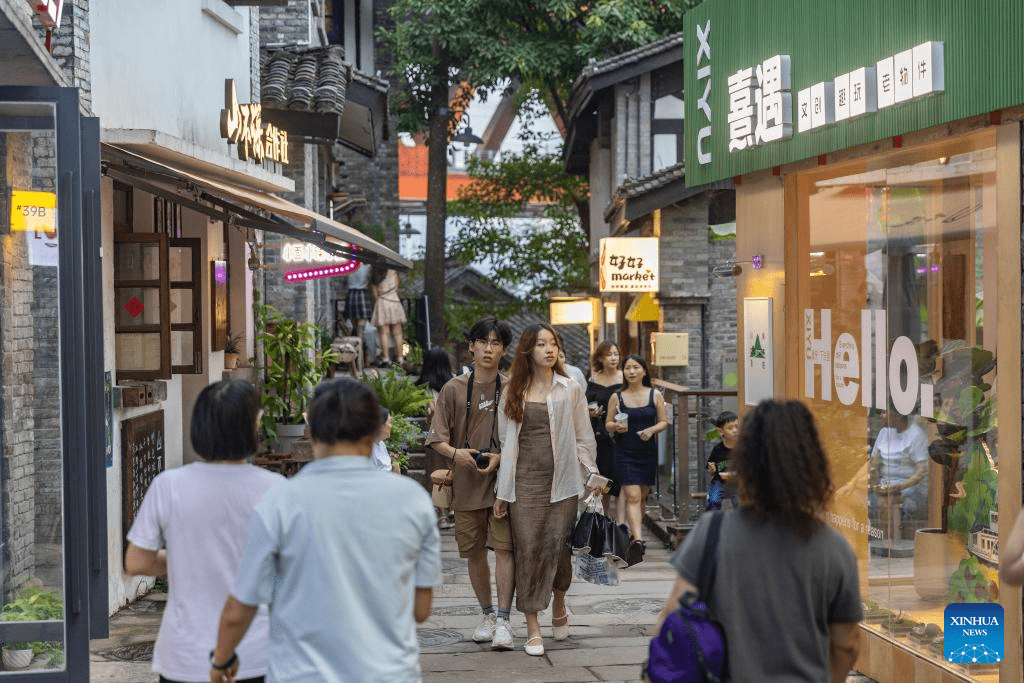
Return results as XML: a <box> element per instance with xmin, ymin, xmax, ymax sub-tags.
<box><xmin>371</xmin><ymin>407</ymin><xmax>401</xmax><ymax>473</ymax></box>
<box><xmin>706</xmin><ymin>411</ymin><xmax>738</xmax><ymax>510</ymax></box>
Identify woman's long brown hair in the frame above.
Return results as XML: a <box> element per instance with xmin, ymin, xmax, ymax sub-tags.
<box><xmin>503</xmin><ymin>323</ymin><xmax>565</xmax><ymax>423</ymax></box>
<box><xmin>731</xmin><ymin>400</ymin><xmax>834</xmax><ymax>537</ymax></box>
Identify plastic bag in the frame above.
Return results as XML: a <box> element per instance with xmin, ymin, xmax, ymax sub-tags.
<box><xmin>575</xmin><ymin>548</ymin><xmax>620</xmax><ymax>586</ymax></box>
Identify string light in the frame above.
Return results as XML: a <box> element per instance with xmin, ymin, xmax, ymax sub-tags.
<box><xmin>284</xmin><ymin>260</ymin><xmax>360</xmax><ymax>283</ymax></box>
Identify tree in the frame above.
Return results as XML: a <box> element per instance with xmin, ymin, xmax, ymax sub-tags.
<box><xmin>381</xmin><ymin>0</ymin><xmax>694</xmax><ymax>341</ymax></box>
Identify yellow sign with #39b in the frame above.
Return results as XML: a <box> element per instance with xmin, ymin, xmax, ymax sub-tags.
<box><xmin>10</xmin><ymin>190</ymin><xmax>57</xmax><ymax>236</ymax></box>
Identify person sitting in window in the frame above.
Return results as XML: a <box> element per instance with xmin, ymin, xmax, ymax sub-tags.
<box><xmin>868</xmin><ymin>407</ymin><xmax>929</xmax><ymax>525</ymax></box>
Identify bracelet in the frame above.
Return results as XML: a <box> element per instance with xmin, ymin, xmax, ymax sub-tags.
<box><xmin>209</xmin><ymin>651</ymin><xmax>238</xmax><ymax>671</ymax></box>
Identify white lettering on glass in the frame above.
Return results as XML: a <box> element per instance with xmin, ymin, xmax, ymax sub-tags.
<box><xmin>803</xmin><ymin>308</ymin><xmax>933</xmax><ymax>418</ymax></box>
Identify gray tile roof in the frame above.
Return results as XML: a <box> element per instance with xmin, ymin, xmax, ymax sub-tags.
<box><xmin>577</xmin><ymin>32</ymin><xmax>683</xmax><ymax>83</ymax></box>
<box><xmin>618</xmin><ymin>163</ymin><xmax>685</xmax><ymax>199</ymax></box>
<box><xmin>261</xmin><ymin>46</ymin><xmax>350</xmax><ymax>114</ymax></box>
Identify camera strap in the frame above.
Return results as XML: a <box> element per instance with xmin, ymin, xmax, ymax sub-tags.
<box><xmin>464</xmin><ymin>370</ymin><xmax>501</xmax><ymax>451</ymax></box>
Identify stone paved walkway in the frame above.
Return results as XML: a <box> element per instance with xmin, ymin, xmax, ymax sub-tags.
<box><xmin>88</xmin><ymin>514</ymin><xmax>877</xmax><ymax>682</ymax></box>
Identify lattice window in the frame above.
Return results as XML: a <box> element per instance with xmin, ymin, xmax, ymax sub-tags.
<box><xmin>121</xmin><ymin>411</ymin><xmax>165</xmax><ymax>549</ymax></box>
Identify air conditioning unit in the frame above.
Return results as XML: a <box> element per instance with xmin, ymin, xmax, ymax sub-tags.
<box><xmin>651</xmin><ymin>332</ymin><xmax>689</xmax><ymax>366</ymax></box>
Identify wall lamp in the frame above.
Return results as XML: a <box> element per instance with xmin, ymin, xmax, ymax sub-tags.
<box><xmin>712</xmin><ymin>254</ymin><xmax>763</xmax><ymax>278</ymax></box>
<box><xmin>451</xmin><ymin>113</ymin><xmax>483</xmax><ymax>147</ymax></box>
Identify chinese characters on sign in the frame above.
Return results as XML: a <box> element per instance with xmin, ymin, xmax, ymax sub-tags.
<box><xmin>599</xmin><ymin>238</ymin><xmax>659</xmax><ymax>293</ymax></box>
<box><xmin>220</xmin><ymin>79</ymin><xmax>289</xmax><ymax>165</ymax></box>
<box><xmin>722</xmin><ymin>41</ymin><xmax>944</xmax><ymax>142</ymax></box>
<box><xmin>280</xmin><ymin>241</ymin><xmax>350</xmax><ymax>264</ymax></box>
<box><xmin>727</xmin><ymin>54</ymin><xmax>793</xmax><ymax>151</ymax></box>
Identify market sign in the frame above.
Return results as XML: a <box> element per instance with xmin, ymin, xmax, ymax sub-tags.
<box><xmin>599</xmin><ymin>238</ymin><xmax>659</xmax><ymax>293</ymax></box>
<box><xmin>684</xmin><ymin>0</ymin><xmax>1024</xmax><ymax>186</ymax></box>
<box><xmin>220</xmin><ymin>80</ymin><xmax>289</xmax><ymax>165</ymax></box>
<box><xmin>9</xmin><ymin>190</ymin><xmax>56</xmax><ymax>235</ymax></box>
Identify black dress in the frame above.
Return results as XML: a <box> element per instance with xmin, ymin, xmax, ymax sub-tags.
<box><xmin>614</xmin><ymin>389</ymin><xmax>658</xmax><ymax>487</ymax></box>
<box><xmin>585</xmin><ymin>380</ymin><xmax>622</xmax><ymax>496</ymax></box>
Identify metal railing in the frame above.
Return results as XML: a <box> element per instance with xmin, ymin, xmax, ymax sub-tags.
<box><xmin>650</xmin><ymin>380</ymin><xmax>738</xmax><ymax>524</ymax></box>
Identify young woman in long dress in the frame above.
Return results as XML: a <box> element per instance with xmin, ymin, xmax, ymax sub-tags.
<box><xmin>493</xmin><ymin>324</ymin><xmax>601</xmax><ymax>656</ymax></box>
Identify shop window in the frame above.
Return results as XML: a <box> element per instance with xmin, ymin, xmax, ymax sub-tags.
<box><xmin>796</xmin><ymin>128</ymin><xmax>999</xmax><ymax>674</ymax></box>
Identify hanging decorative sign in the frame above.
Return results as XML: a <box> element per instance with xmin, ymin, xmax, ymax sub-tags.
<box><xmin>599</xmin><ymin>237</ymin><xmax>659</xmax><ymax>292</ymax></box>
<box><xmin>30</xmin><ymin>0</ymin><xmax>64</xmax><ymax>29</ymax></box>
<box><xmin>220</xmin><ymin>79</ymin><xmax>289</xmax><ymax>165</ymax></box>
<box><xmin>280</xmin><ymin>241</ymin><xmax>350</xmax><ymax>265</ymax></box>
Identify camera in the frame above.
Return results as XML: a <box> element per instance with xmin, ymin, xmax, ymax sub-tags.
<box><xmin>474</xmin><ymin>451</ymin><xmax>493</xmax><ymax>469</ymax></box>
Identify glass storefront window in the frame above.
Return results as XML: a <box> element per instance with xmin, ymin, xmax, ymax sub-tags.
<box><xmin>797</xmin><ymin>128</ymin><xmax>999</xmax><ymax>678</ymax></box>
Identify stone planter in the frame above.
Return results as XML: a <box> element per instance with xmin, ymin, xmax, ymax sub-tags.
<box><xmin>913</xmin><ymin>528</ymin><xmax>968</xmax><ymax>600</ymax></box>
<box><xmin>2</xmin><ymin>647</ymin><xmax>32</xmax><ymax>670</ymax></box>
<box><xmin>274</xmin><ymin>423</ymin><xmax>307</xmax><ymax>454</ymax></box>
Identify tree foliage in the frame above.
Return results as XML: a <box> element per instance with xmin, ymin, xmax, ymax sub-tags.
<box><xmin>381</xmin><ymin>0</ymin><xmax>695</xmax><ymax>134</ymax></box>
<box><xmin>448</xmin><ymin>132</ymin><xmax>590</xmax><ymax>306</ymax></box>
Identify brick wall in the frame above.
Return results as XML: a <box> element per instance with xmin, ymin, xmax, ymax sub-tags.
<box><xmin>0</xmin><ymin>132</ymin><xmax>40</xmax><ymax>583</ymax></box>
<box><xmin>46</xmin><ymin>0</ymin><xmax>92</xmax><ymax>112</ymax></box>
<box><xmin>261</xmin><ymin>0</ymin><xmax>314</xmax><ymax>46</ymax></box>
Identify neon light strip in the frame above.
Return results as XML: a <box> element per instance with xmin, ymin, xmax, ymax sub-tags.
<box><xmin>284</xmin><ymin>260</ymin><xmax>360</xmax><ymax>283</ymax></box>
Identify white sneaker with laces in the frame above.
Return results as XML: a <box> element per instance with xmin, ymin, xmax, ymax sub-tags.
<box><xmin>491</xmin><ymin>618</ymin><xmax>514</xmax><ymax>650</ymax></box>
<box><xmin>472</xmin><ymin>612</ymin><xmax>497</xmax><ymax>643</ymax></box>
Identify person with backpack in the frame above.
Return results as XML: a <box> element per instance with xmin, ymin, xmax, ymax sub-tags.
<box><xmin>651</xmin><ymin>400</ymin><xmax>862</xmax><ymax>683</ymax></box>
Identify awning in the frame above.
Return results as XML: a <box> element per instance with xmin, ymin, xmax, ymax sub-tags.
<box><xmin>101</xmin><ymin>144</ymin><xmax>411</xmax><ymax>270</ymax></box>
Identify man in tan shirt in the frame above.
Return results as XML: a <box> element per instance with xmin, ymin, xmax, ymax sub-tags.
<box><xmin>426</xmin><ymin>317</ymin><xmax>515</xmax><ymax>649</ymax></box>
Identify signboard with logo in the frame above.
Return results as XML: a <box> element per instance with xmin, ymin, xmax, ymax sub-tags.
<box><xmin>743</xmin><ymin>297</ymin><xmax>773</xmax><ymax>405</ymax></box>
<box><xmin>30</xmin><ymin>0</ymin><xmax>64</xmax><ymax>29</ymax></box>
<box><xmin>599</xmin><ymin>237</ymin><xmax>659</xmax><ymax>293</ymax></box>
<box><xmin>683</xmin><ymin>0</ymin><xmax>1024</xmax><ymax>186</ymax></box>
<box><xmin>220</xmin><ymin>80</ymin><xmax>289</xmax><ymax>165</ymax></box>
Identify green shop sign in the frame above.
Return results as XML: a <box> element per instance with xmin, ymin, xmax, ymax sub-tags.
<box><xmin>683</xmin><ymin>0</ymin><xmax>1024</xmax><ymax>186</ymax></box>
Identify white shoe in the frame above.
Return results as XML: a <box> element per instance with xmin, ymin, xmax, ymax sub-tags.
<box><xmin>491</xmin><ymin>618</ymin><xmax>514</xmax><ymax>650</ymax></box>
<box><xmin>472</xmin><ymin>613</ymin><xmax>496</xmax><ymax>642</ymax></box>
<box><xmin>524</xmin><ymin>635</ymin><xmax>545</xmax><ymax>656</ymax></box>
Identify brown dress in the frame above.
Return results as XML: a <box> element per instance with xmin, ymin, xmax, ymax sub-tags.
<box><xmin>509</xmin><ymin>402</ymin><xmax>578</xmax><ymax>613</ymax></box>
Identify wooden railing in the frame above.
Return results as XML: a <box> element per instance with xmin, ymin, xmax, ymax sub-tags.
<box><xmin>650</xmin><ymin>379</ymin><xmax>738</xmax><ymax>523</ymax></box>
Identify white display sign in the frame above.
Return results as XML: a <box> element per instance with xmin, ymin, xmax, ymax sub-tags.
<box><xmin>757</xmin><ymin>41</ymin><xmax>943</xmax><ymax>140</ymax></box>
<box><xmin>744</xmin><ymin>297</ymin><xmax>774</xmax><ymax>406</ymax></box>
<box><xmin>599</xmin><ymin>238</ymin><xmax>659</xmax><ymax>293</ymax></box>
<box><xmin>727</xmin><ymin>54</ymin><xmax>793</xmax><ymax>151</ymax></box>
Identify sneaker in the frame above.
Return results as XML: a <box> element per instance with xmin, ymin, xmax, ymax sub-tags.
<box><xmin>472</xmin><ymin>613</ymin><xmax>496</xmax><ymax>643</ymax></box>
<box><xmin>491</xmin><ymin>618</ymin><xmax>514</xmax><ymax>650</ymax></box>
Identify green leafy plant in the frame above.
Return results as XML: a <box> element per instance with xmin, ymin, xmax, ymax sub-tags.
<box><xmin>387</xmin><ymin>413</ymin><xmax>423</xmax><ymax>454</ymax></box>
<box><xmin>223</xmin><ymin>332</ymin><xmax>243</xmax><ymax>355</ymax></box>
<box><xmin>1</xmin><ymin>587</ymin><xmax>64</xmax><ymax>665</ymax></box>
<box><xmin>361</xmin><ymin>368</ymin><xmax>432</xmax><ymax>418</ymax></box>
<box><xmin>925</xmin><ymin>344</ymin><xmax>997</xmax><ymax>534</ymax></box>
<box><xmin>948</xmin><ymin>555</ymin><xmax>997</xmax><ymax>603</ymax></box>
<box><xmin>252</xmin><ymin>293</ymin><xmax>339</xmax><ymax>443</ymax></box>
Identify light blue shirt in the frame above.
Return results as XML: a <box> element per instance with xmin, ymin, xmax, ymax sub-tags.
<box><xmin>232</xmin><ymin>456</ymin><xmax>441</xmax><ymax>683</ymax></box>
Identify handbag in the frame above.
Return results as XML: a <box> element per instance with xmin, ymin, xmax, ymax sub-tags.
<box><xmin>430</xmin><ymin>468</ymin><xmax>453</xmax><ymax>508</ymax></box>
<box><xmin>575</xmin><ymin>548</ymin><xmax>620</xmax><ymax>586</ymax></box>
<box><xmin>571</xmin><ymin>493</ymin><xmax>609</xmax><ymax>557</ymax></box>
<box><xmin>643</xmin><ymin>511</ymin><xmax>727</xmax><ymax>683</ymax></box>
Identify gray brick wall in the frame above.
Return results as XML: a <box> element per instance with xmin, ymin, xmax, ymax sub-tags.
<box><xmin>0</xmin><ymin>132</ymin><xmax>41</xmax><ymax>583</ymax></box>
<box><xmin>46</xmin><ymin>0</ymin><xmax>92</xmax><ymax>113</ymax></box>
<box><xmin>261</xmin><ymin>0</ymin><xmax>314</xmax><ymax>46</ymax></box>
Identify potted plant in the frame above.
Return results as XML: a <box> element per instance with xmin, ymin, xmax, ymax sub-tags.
<box><xmin>253</xmin><ymin>294</ymin><xmax>338</xmax><ymax>451</ymax></box>
<box><xmin>361</xmin><ymin>368</ymin><xmax>431</xmax><ymax>477</ymax></box>
<box><xmin>914</xmin><ymin>344</ymin><xmax>996</xmax><ymax>600</ymax></box>
<box><xmin>223</xmin><ymin>332</ymin><xmax>243</xmax><ymax>370</ymax></box>
<box><xmin>0</xmin><ymin>586</ymin><xmax>64</xmax><ymax>669</ymax></box>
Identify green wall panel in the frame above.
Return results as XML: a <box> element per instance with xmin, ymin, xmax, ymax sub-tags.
<box><xmin>683</xmin><ymin>0</ymin><xmax>1024</xmax><ymax>186</ymax></box>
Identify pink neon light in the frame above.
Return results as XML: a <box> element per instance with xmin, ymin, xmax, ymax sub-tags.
<box><xmin>283</xmin><ymin>259</ymin><xmax>360</xmax><ymax>283</ymax></box>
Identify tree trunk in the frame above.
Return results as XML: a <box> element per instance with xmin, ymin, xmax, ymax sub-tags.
<box><xmin>425</xmin><ymin>44</ymin><xmax>450</xmax><ymax>347</ymax></box>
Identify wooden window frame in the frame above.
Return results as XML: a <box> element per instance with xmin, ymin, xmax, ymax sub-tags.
<box><xmin>169</xmin><ymin>238</ymin><xmax>203</xmax><ymax>375</ymax></box>
<box><xmin>113</xmin><ymin>232</ymin><xmax>171</xmax><ymax>382</ymax></box>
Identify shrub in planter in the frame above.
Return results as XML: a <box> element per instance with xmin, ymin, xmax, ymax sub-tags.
<box><xmin>0</xmin><ymin>587</ymin><xmax>64</xmax><ymax>667</ymax></box>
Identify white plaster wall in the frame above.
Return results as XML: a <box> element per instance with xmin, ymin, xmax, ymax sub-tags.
<box><xmin>89</xmin><ymin>0</ymin><xmax>254</xmax><ymax>151</ymax></box>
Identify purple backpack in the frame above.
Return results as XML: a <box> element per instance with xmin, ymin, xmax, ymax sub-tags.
<box><xmin>643</xmin><ymin>511</ymin><xmax>727</xmax><ymax>683</ymax></box>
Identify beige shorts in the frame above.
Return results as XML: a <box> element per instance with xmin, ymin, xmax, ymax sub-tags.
<box><xmin>454</xmin><ymin>507</ymin><xmax>513</xmax><ymax>558</ymax></box>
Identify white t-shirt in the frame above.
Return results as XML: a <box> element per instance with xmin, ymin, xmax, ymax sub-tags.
<box><xmin>371</xmin><ymin>441</ymin><xmax>393</xmax><ymax>471</ymax></box>
<box><xmin>871</xmin><ymin>422</ymin><xmax>928</xmax><ymax>486</ymax></box>
<box><xmin>127</xmin><ymin>462</ymin><xmax>284</xmax><ymax>682</ymax></box>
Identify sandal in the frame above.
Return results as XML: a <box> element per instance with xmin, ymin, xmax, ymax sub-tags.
<box><xmin>524</xmin><ymin>635</ymin><xmax>545</xmax><ymax>656</ymax></box>
<box><xmin>552</xmin><ymin>612</ymin><xmax>570</xmax><ymax>641</ymax></box>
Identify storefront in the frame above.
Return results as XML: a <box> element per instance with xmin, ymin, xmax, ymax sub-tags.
<box><xmin>684</xmin><ymin>1</ymin><xmax>1023</xmax><ymax>680</ymax></box>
